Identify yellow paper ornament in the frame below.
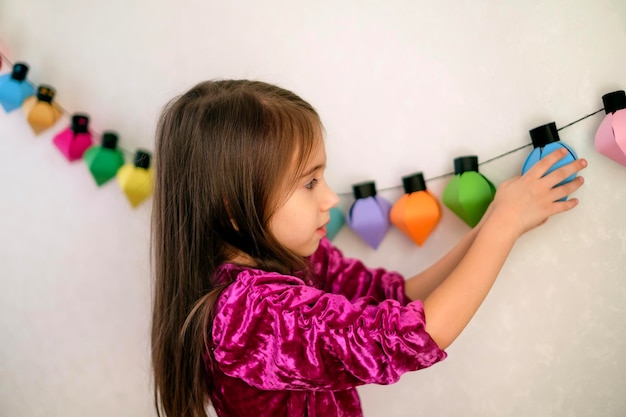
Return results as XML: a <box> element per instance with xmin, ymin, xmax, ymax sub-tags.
<box><xmin>117</xmin><ymin>149</ymin><xmax>153</xmax><ymax>208</ymax></box>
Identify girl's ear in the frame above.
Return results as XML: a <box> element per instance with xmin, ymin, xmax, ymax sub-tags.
<box><xmin>224</xmin><ymin>198</ymin><xmax>239</xmax><ymax>231</ymax></box>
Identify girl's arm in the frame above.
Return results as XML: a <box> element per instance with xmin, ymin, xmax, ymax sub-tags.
<box><xmin>421</xmin><ymin>149</ymin><xmax>587</xmax><ymax>350</ymax></box>
<box><xmin>403</xmin><ymin>222</ymin><xmax>482</xmax><ymax>302</ymax></box>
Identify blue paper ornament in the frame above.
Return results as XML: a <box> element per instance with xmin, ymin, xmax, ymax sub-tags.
<box><xmin>0</xmin><ymin>62</ymin><xmax>36</xmax><ymax>113</ymax></box>
<box><xmin>346</xmin><ymin>181</ymin><xmax>392</xmax><ymax>249</ymax></box>
<box><xmin>522</xmin><ymin>122</ymin><xmax>577</xmax><ymax>201</ymax></box>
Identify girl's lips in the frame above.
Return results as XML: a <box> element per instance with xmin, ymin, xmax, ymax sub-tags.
<box><xmin>316</xmin><ymin>225</ymin><xmax>327</xmax><ymax>236</ymax></box>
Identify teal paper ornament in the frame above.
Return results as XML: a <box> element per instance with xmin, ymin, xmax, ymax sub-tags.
<box><xmin>326</xmin><ymin>207</ymin><xmax>345</xmax><ymax>241</ymax></box>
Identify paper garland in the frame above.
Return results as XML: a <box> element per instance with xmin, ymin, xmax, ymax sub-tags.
<box><xmin>1</xmin><ymin>47</ymin><xmax>623</xmax><ymax>248</ymax></box>
<box><xmin>0</xmin><ymin>54</ymin><xmax>152</xmax><ymax>208</ymax></box>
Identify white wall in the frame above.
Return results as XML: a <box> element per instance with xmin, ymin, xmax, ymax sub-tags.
<box><xmin>1</xmin><ymin>1</ymin><xmax>625</xmax><ymax>416</ymax></box>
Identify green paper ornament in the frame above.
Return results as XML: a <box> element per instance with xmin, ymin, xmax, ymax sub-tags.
<box><xmin>442</xmin><ymin>156</ymin><xmax>496</xmax><ymax>227</ymax></box>
<box><xmin>84</xmin><ymin>132</ymin><xmax>125</xmax><ymax>186</ymax></box>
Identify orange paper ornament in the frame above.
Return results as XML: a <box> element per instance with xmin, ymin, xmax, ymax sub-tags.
<box><xmin>390</xmin><ymin>172</ymin><xmax>441</xmax><ymax>246</ymax></box>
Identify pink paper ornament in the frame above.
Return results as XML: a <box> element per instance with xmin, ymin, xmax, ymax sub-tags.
<box><xmin>594</xmin><ymin>90</ymin><xmax>626</xmax><ymax>167</ymax></box>
<box><xmin>0</xmin><ymin>38</ymin><xmax>11</xmax><ymax>71</ymax></box>
<box><xmin>52</xmin><ymin>114</ymin><xmax>94</xmax><ymax>162</ymax></box>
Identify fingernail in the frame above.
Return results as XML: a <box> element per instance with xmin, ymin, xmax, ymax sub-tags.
<box><xmin>581</xmin><ymin>159</ymin><xmax>588</xmax><ymax>167</ymax></box>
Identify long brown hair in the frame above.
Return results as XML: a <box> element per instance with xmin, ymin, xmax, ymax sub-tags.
<box><xmin>151</xmin><ymin>80</ymin><xmax>322</xmax><ymax>417</ymax></box>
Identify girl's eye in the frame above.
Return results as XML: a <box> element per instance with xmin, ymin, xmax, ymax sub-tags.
<box><xmin>305</xmin><ymin>178</ymin><xmax>319</xmax><ymax>190</ymax></box>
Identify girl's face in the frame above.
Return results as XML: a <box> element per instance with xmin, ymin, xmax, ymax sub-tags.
<box><xmin>269</xmin><ymin>139</ymin><xmax>339</xmax><ymax>257</ymax></box>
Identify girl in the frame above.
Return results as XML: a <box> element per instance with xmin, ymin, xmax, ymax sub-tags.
<box><xmin>151</xmin><ymin>80</ymin><xmax>587</xmax><ymax>417</ymax></box>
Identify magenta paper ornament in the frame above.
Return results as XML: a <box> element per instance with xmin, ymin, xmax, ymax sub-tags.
<box><xmin>53</xmin><ymin>114</ymin><xmax>94</xmax><ymax>162</ymax></box>
<box><xmin>594</xmin><ymin>90</ymin><xmax>626</xmax><ymax>166</ymax></box>
<box><xmin>346</xmin><ymin>181</ymin><xmax>392</xmax><ymax>249</ymax></box>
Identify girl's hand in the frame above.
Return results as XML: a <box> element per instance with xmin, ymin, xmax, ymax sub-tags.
<box><xmin>486</xmin><ymin>148</ymin><xmax>587</xmax><ymax>239</ymax></box>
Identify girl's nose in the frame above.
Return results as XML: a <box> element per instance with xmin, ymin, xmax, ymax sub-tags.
<box><xmin>322</xmin><ymin>184</ymin><xmax>339</xmax><ymax>210</ymax></box>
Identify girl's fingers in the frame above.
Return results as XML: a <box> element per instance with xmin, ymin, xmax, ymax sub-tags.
<box><xmin>549</xmin><ymin>176</ymin><xmax>585</xmax><ymax>201</ymax></box>
<box><xmin>541</xmin><ymin>158</ymin><xmax>588</xmax><ymax>188</ymax></box>
<box><xmin>524</xmin><ymin>148</ymin><xmax>571</xmax><ymax>179</ymax></box>
<box><xmin>549</xmin><ymin>197</ymin><xmax>580</xmax><ymax>215</ymax></box>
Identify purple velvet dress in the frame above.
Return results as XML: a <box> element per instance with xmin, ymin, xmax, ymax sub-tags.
<box><xmin>206</xmin><ymin>238</ymin><xmax>446</xmax><ymax>416</ymax></box>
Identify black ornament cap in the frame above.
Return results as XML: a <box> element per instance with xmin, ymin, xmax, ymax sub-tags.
<box><xmin>102</xmin><ymin>132</ymin><xmax>119</xmax><ymax>149</ymax></box>
<box><xmin>454</xmin><ymin>156</ymin><xmax>479</xmax><ymax>175</ymax></box>
<box><xmin>36</xmin><ymin>85</ymin><xmax>55</xmax><ymax>103</ymax></box>
<box><xmin>352</xmin><ymin>181</ymin><xmax>377</xmax><ymax>199</ymax></box>
<box><xmin>11</xmin><ymin>62</ymin><xmax>29</xmax><ymax>81</ymax></box>
<box><xmin>134</xmin><ymin>150</ymin><xmax>151</xmax><ymax>169</ymax></box>
<box><xmin>401</xmin><ymin>172</ymin><xmax>426</xmax><ymax>194</ymax></box>
<box><xmin>71</xmin><ymin>114</ymin><xmax>90</xmax><ymax>133</ymax></box>
<box><xmin>529</xmin><ymin>122</ymin><xmax>560</xmax><ymax>148</ymax></box>
<box><xmin>602</xmin><ymin>90</ymin><xmax>626</xmax><ymax>114</ymax></box>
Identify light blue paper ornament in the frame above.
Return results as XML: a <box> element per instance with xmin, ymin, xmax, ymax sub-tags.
<box><xmin>0</xmin><ymin>62</ymin><xmax>35</xmax><ymax>113</ymax></box>
<box><xmin>346</xmin><ymin>181</ymin><xmax>392</xmax><ymax>249</ymax></box>
<box><xmin>522</xmin><ymin>122</ymin><xmax>577</xmax><ymax>201</ymax></box>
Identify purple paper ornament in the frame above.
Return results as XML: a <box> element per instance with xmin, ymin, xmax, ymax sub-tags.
<box><xmin>346</xmin><ymin>181</ymin><xmax>392</xmax><ymax>249</ymax></box>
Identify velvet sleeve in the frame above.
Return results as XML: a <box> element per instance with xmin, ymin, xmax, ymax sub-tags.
<box><xmin>309</xmin><ymin>238</ymin><xmax>410</xmax><ymax>305</ymax></box>
<box><xmin>211</xmin><ymin>268</ymin><xmax>447</xmax><ymax>392</ymax></box>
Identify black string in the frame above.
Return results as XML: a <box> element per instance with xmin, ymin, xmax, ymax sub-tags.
<box><xmin>1</xmin><ymin>51</ymin><xmax>605</xmax><ymax>194</ymax></box>
<box><xmin>338</xmin><ymin>108</ymin><xmax>605</xmax><ymax>197</ymax></box>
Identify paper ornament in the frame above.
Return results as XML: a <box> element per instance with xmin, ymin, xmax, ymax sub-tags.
<box><xmin>594</xmin><ymin>90</ymin><xmax>626</xmax><ymax>167</ymax></box>
<box><xmin>52</xmin><ymin>114</ymin><xmax>93</xmax><ymax>162</ymax></box>
<box><xmin>117</xmin><ymin>149</ymin><xmax>153</xmax><ymax>208</ymax></box>
<box><xmin>326</xmin><ymin>206</ymin><xmax>345</xmax><ymax>241</ymax></box>
<box><xmin>522</xmin><ymin>122</ymin><xmax>577</xmax><ymax>201</ymax></box>
<box><xmin>390</xmin><ymin>172</ymin><xmax>441</xmax><ymax>246</ymax></box>
<box><xmin>84</xmin><ymin>131</ymin><xmax>125</xmax><ymax>186</ymax></box>
<box><xmin>346</xmin><ymin>181</ymin><xmax>392</xmax><ymax>249</ymax></box>
<box><xmin>0</xmin><ymin>39</ymin><xmax>10</xmax><ymax>71</ymax></box>
<box><xmin>0</xmin><ymin>62</ymin><xmax>36</xmax><ymax>113</ymax></box>
<box><xmin>22</xmin><ymin>84</ymin><xmax>63</xmax><ymax>135</ymax></box>
<box><xmin>442</xmin><ymin>156</ymin><xmax>496</xmax><ymax>227</ymax></box>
